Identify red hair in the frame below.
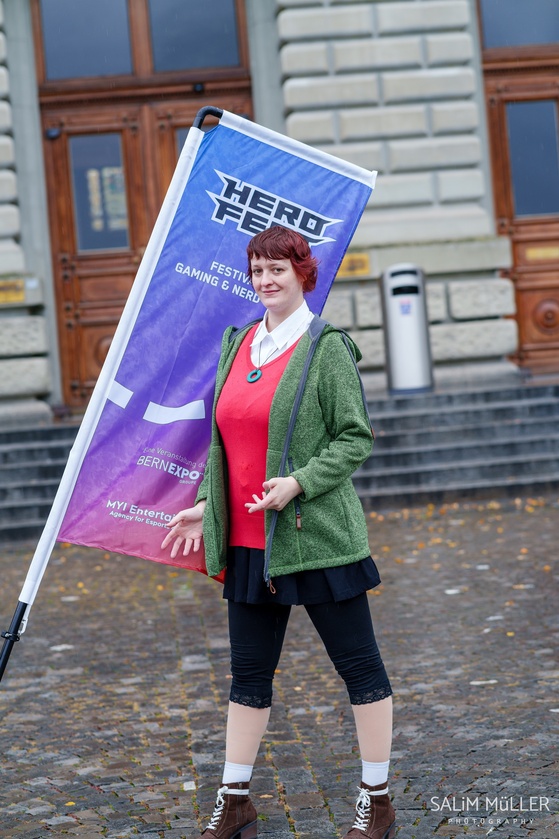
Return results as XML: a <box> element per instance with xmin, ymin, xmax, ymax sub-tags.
<box><xmin>247</xmin><ymin>226</ymin><xmax>319</xmax><ymax>293</ymax></box>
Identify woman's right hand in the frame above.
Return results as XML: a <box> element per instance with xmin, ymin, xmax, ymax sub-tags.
<box><xmin>161</xmin><ymin>500</ymin><xmax>206</xmax><ymax>558</ymax></box>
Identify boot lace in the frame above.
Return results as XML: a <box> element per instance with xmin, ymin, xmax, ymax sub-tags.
<box><xmin>352</xmin><ymin>786</ymin><xmax>372</xmax><ymax>831</ymax></box>
<box><xmin>207</xmin><ymin>785</ymin><xmax>228</xmax><ymax>830</ymax></box>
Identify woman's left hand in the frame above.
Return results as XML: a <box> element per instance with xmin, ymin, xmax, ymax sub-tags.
<box><xmin>245</xmin><ymin>476</ymin><xmax>302</xmax><ymax>513</ymax></box>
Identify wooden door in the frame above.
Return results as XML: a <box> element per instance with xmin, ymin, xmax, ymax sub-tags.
<box><xmin>486</xmin><ymin>83</ymin><xmax>559</xmax><ymax>371</ymax></box>
<box><xmin>33</xmin><ymin>0</ymin><xmax>252</xmax><ymax>408</ymax></box>
<box><xmin>479</xmin><ymin>0</ymin><xmax>559</xmax><ymax>372</ymax></box>
<box><xmin>42</xmin><ymin>106</ymin><xmax>153</xmax><ymax>407</ymax></box>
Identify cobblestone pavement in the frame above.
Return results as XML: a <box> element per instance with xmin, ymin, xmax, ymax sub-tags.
<box><xmin>1</xmin><ymin>495</ymin><xmax>558</xmax><ymax>839</ymax></box>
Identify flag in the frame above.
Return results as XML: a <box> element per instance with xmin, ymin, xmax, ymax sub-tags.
<box><xmin>51</xmin><ymin>110</ymin><xmax>376</xmax><ymax>577</ymax></box>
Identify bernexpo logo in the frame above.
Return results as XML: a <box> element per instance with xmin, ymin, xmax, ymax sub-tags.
<box><xmin>207</xmin><ymin>170</ymin><xmax>342</xmax><ymax>246</ymax></box>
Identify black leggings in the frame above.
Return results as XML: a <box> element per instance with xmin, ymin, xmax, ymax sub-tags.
<box><xmin>228</xmin><ymin>593</ymin><xmax>392</xmax><ymax>709</ymax></box>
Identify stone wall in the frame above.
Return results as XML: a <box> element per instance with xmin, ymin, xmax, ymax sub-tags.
<box><xmin>277</xmin><ymin>0</ymin><xmax>518</xmax><ymax>368</ymax></box>
<box><xmin>0</xmin><ymin>0</ymin><xmax>51</xmax><ymax>422</ymax></box>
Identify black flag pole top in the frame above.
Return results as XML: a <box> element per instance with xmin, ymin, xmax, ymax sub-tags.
<box><xmin>192</xmin><ymin>106</ymin><xmax>223</xmax><ymax>129</ymax></box>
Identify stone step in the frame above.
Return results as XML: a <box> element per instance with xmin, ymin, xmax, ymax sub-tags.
<box><xmin>366</xmin><ymin>383</ymin><xmax>559</xmax><ymax>414</ymax></box>
<box><xmin>354</xmin><ymin>450</ymin><xmax>559</xmax><ymax>492</ymax></box>
<box><xmin>373</xmin><ymin>415</ymin><xmax>559</xmax><ymax>448</ymax></box>
<box><xmin>0</xmin><ymin>497</ymin><xmax>55</xmax><ymax>527</ymax></box>
<box><xmin>0</xmin><ymin>477</ymin><xmax>62</xmax><ymax>504</ymax></box>
<box><xmin>359</xmin><ymin>472</ymin><xmax>559</xmax><ymax>510</ymax></box>
<box><xmin>366</xmin><ymin>432</ymin><xmax>559</xmax><ymax>469</ymax></box>
<box><xmin>3</xmin><ymin>384</ymin><xmax>559</xmax><ymax>539</ymax></box>
<box><xmin>0</xmin><ymin>422</ymin><xmax>79</xmax><ymax>446</ymax></box>
<box><xmin>0</xmin><ymin>441</ymin><xmax>74</xmax><ymax>465</ymax></box>
<box><xmin>0</xmin><ymin>516</ymin><xmax>50</xmax><ymax>544</ymax></box>
<box><xmin>369</xmin><ymin>396</ymin><xmax>559</xmax><ymax>431</ymax></box>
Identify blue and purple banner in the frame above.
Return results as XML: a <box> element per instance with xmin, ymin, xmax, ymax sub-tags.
<box><xmin>23</xmin><ymin>111</ymin><xmax>376</xmax><ymax>601</ymax></box>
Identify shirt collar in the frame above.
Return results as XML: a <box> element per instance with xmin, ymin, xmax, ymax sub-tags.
<box><xmin>251</xmin><ymin>300</ymin><xmax>311</xmax><ymax>350</ymax></box>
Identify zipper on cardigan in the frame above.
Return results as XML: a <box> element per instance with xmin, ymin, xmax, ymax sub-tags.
<box><xmin>263</xmin><ymin>319</ymin><xmax>326</xmax><ymax>587</ymax></box>
<box><xmin>288</xmin><ymin>457</ymin><xmax>302</xmax><ymax>530</ymax></box>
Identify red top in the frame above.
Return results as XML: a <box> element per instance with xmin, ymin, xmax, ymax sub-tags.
<box><xmin>216</xmin><ymin>326</ymin><xmax>300</xmax><ymax>548</ymax></box>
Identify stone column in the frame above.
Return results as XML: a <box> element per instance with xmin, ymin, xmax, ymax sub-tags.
<box><xmin>0</xmin><ymin>0</ymin><xmax>52</xmax><ymax>424</ymax></box>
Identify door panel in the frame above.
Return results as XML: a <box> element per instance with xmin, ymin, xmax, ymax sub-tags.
<box><xmin>76</xmin><ymin>313</ymin><xmax>125</xmax><ymax>385</ymax></box>
<box><xmin>42</xmin><ymin>106</ymin><xmax>149</xmax><ymax>406</ymax></box>
<box><xmin>484</xmin><ymin>74</ymin><xmax>559</xmax><ymax>370</ymax></box>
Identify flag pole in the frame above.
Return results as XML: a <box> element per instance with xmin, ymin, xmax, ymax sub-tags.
<box><xmin>0</xmin><ymin>113</ymin><xmax>211</xmax><ymax>685</ymax></box>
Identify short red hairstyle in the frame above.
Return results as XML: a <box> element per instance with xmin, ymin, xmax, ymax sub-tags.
<box><xmin>247</xmin><ymin>226</ymin><xmax>319</xmax><ymax>293</ymax></box>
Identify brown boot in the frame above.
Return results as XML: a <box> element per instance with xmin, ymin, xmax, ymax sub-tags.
<box><xmin>201</xmin><ymin>781</ymin><xmax>258</xmax><ymax>839</ymax></box>
<box><xmin>343</xmin><ymin>781</ymin><xmax>396</xmax><ymax>839</ymax></box>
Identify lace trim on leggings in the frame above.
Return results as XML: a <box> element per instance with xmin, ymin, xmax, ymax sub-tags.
<box><xmin>349</xmin><ymin>684</ymin><xmax>393</xmax><ymax>705</ymax></box>
<box><xmin>230</xmin><ymin>689</ymin><xmax>272</xmax><ymax>709</ymax></box>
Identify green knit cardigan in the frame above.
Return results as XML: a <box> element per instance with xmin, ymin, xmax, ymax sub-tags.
<box><xmin>195</xmin><ymin>321</ymin><xmax>374</xmax><ymax>580</ymax></box>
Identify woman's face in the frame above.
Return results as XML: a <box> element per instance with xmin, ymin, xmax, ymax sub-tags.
<box><xmin>250</xmin><ymin>256</ymin><xmax>304</xmax><ymax>325</ymax></box>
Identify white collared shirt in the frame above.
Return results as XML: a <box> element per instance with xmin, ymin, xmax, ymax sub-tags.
<box><xmin>250</xmin><ymin>300</ymin><xmax>314</xmax><ymax>367</ymax></box>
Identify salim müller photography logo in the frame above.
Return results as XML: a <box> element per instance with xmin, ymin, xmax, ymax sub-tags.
<box><xmin>430</xmin><ymin>794</ymin><xmax>551</xmax><ymax>829</ymax></box>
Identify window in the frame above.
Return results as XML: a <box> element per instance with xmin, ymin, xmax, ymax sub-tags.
<box><xmin>479</xmin><ymin>0</ymin><xmax>559</xmax><ymax>49</ymax></box>
<box><xmin>506</xmin><ymin>100</ymin><xmax>559</xmax><ymax>218</ymax></box>
<box><xmin>70</xmin><ymin>134</ymin><xmax>130</xmax><ymax>251</ymax></box>
<box><xmin>37</xmin><ymin>0</ymin><xmax>246</xmax><ymax>83</ymax></box>
<box><xmin>40</xmin><ymin>0</ymin><xmax>132</xmax><ymax>80</ymax></box>
<box><xmin>148</xmin><ymin>0</ymin><xmax>240</xmax><ymax>73</ymax></box>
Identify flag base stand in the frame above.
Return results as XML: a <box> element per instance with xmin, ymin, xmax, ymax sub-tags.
<box><xmin>0</xmin><ymin>601</ymin><xmax>27</xmax><ymax>682</ymax></box>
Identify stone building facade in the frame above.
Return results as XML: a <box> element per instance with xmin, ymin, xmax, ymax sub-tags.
<box><xmin>276</xmin><ymin>0</ymin><xmax>515</xmax><ymax>370</ymax></box>
<box><xmin>3</xmin><ymin>0</ymin><xmax>554</xmax><ymax>423</ymax></box>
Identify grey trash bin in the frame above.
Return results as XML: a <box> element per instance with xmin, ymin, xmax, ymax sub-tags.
<box><xmin>380</xmin><ymin>264</ymin><xmax>433</xmax><ymax>394</ymax></box>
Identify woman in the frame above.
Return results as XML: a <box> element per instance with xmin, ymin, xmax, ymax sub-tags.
<box><xmin>161</xmin><ymin>226</ymin><xmax>395</xmax><ymax>839</ymax></box>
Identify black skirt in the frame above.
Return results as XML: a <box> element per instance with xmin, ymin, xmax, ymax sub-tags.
<box><xmin>222</xmin><ymin>546</ymin><xmax>381</xmax><ymax>605</ymax></box>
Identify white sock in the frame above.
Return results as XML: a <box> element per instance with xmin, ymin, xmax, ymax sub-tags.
<box><xmin>222</xmin><ymin>761</ymin><xmax>253</xmax><ymax>785</ymax></box>
<box><xmin>362</xmin><ymin>759</ymin><xmax>390</xmax><ymax>788</ymax></box>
